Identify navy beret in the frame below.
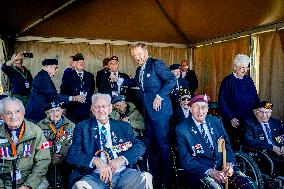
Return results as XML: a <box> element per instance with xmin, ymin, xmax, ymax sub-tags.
<box><xmin>169</xmin><ymin>64</ymin><xmax>180</xmax><ymax>70</ymax></box>
<box><xmin>109</xmin><ymin>56</ymin><xmax>119</xmax><ymax>62</ymax></box>
<box><xmin>112</xmin><ymin>95</ymin><xmax>126</xmax><ymax>104</ymax></box>
<box><xmin>254</xmin><ymin>101</ymin><xmax>273</xmax><ymax>109</ymax></box>
<box><xmin>44</xmin><ymin>101</ymin><xmax>65</xmax><ymax>111</ymax></box>
<box><xmin>73</xmin><ymin>53</ymin><xmax>84</xmax><ymax>61</ymax></box>
<box><xmin>42</xmin><ymin>59</ymin><xmax>58</xmax><ymax>66</ymax></box>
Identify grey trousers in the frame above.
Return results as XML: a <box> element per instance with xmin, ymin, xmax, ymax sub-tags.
<box><xmin>73</xmin><ymin>168</ymin><xmax>153</xmax><ymax>189</ymax></box>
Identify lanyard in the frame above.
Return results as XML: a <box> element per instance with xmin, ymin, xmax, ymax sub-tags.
<box><xmin>13</xmin><ymin>66</ymin><xmax>28</xmax><ymax>80</ymax></box>
<box><xmin>49</xmin><ymin>123</ymin><xmax>64</xmax><ymax>141</ymax></box>
<box><xmin>5</xmin><ymin>122</ymin><xmax>26</xmax><ymax>157</ymax></box>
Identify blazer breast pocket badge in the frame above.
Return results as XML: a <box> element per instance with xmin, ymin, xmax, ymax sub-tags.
<box><xmin>192</xmin><ymin>144</ymin><xmax>204</xmax><ymax>156</ymax></box>
<box><xmin>146</xmin><ymin>74</ymin><xmax>150</xmax><ymax>77</ymax></box>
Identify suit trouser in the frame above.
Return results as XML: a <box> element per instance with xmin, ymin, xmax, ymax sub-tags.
<box><xmin>73</xmin><ymin>168</ymin><xmax>152</xmax><ymax>189</ymax></box>
<box><xmin>144</xmin><ymin>109</ymin><xmax>170</xmax><ymax>183</ymax></box>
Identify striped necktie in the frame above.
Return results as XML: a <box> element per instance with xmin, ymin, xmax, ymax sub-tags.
<box><xmin>100</xmin><ymin>126</ymin><xmax>114</xmax><ymax>159</ymax></box>
<box><xmin>264</xmin><ymin>123</ymin><xmax>274</xmax><ymax>145</ymax></box>
<box><xmin>200</xmin><ymin>123</ymin><xmax>214</xmax><ymax>153</ymax></box>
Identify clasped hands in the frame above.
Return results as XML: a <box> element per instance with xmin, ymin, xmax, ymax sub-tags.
<box><xmin>208</xmin><ymin>163</ymin><xmax>234</xmax><ymax>184</ymax></box>
<box><xmin>109</xmin><ymin>74</ymin><xmax>119</xmax><ymax>82</ymax></box>
<box><xmin>93</xmin><ymin>156</ymin><xmax>125</xmax><ymax>183</ymax></box>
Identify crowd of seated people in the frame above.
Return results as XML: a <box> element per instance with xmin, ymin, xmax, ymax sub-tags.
<box><xmin>0</xmin><ymin>45</ymin><xmax>283</xmax><ymax>189</ymax></box>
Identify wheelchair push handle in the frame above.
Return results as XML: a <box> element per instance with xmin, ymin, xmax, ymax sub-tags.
<box><xmin>95</xmin><ymin>150</ymin><xmax>113</xmax><ymax>189</ymax></box>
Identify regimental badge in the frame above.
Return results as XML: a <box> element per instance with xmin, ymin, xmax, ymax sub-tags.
<box><xmin>43</xmin><ymin>130</ymin><xmax>50</xmax><ymax>137</ymax></box>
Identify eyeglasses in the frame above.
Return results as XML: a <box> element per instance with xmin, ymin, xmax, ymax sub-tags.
<box><xmin>181</xmin><ymin>97</ymin><xmax>190</xmax><ymax>101</ymax></box>
<box><xmin>3</xmin><ymin>110</ymin><xmax>23</xmax><ymax>117</ymax></box>
<box><xmin>257</xmin><ymin>110</ymin><xmax>272</xmax><ymax>115</ymax></box>
<box><xmin>93</xmin><ymin>104</ymin><xmax>110</xmax><ymax>109</ymax></box>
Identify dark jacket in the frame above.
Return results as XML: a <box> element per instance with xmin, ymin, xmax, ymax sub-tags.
<box><xmin>176</xmin><ymin>115</ymin><xmax>236</xmax><ymax>178</ymax></box>
<box><xmin>60</xmin><ymin>70</ymin><xmax>95</xmax><ymax>123</ymax></box>
<box><xmin>243</xmin><ymin>116</ymin><xmax>284</xmax><ymax>152</ymax></box>
<box><xmin>25</xmin><ymin>70</ymin><xmax>69</xmax><ymax>122</ymax></box>
<box><xmin>1</xmin><ymin>63</ymin><xmax>33</xmax><ymax>96</ymax></box>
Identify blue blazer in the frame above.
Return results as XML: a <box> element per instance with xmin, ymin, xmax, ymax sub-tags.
<box><xmin>60</xmin><ymin>70</ymin><xmax>95</xmax><ymax>121</ymax></box>
<box><xmin>135</xmin><ymin>57</ymin><xmax>176</xmax><ymax>120</ymax></box>
<box><xmin>243</xmin><ymin>117</ymin><xmax>284</xmax><ymax>152</ymax></box>
<box><xmin>66</xmin><ymin>118</ymin><xmax>145</xmax><ymax>170</ymax></box>
<box><xmin>175</xmin><ymin>115</ymin><xmax>236</xmax><ymax>178</ymax></box>
<box><xmin>25</xmin><ymin>70</ymin><xmax>69</xmax><ymax>122</ymax></box>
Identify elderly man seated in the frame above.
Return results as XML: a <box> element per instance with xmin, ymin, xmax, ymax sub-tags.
<box><xmin>38</xmin><ymin>101</ymin><xmax>75</xmax><ymax>188</ymax></box>
<box><xmin>243</xmin><ymin>101</ymin><xmax>284</xmax><ymax>176</ymax></box>
<box><xmin>175</xmin><ymin>95</ymin><xmax>257</xmax><ymax>188</ymax></box>
<box><xmin>110</xmin><ymin>95</ymin><xmax>144</xmax><ymax>138</ymax></box>
<box><xmin>171</xmin><ymin>88</ymin><xmax>191</xmax><ymax>125</ymax></box>
<box><xmin>66</xmin><ymin>93</ymin><xmax>152</xmax><ymax>189</ymax></box>
<box><xmin>0</xmin><ymin>97</ymin><xmax>51</xmax><ymax>189</ymax></box>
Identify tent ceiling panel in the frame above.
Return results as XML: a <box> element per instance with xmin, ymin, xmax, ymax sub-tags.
<box><xmin>1</xmin><ymin>0</ymin><xmax>284</xmax><ymax>44</ymax></box>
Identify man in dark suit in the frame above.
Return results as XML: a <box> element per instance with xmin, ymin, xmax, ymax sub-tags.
<box><xmin>66</xmin><ymin>93</ymin><xmax>152</xmax><ymax>189</ymax></box>
<box><xmin>243</xmin><ymin>101</ymin><xmax>284</xmax><ymax>175</ymax></box>
<box><xmin>96</xmin><ymin>56</ymin><xmax>130</xmax><ymax>97</ymax></box>
<box><xmin>96</xmin><ymin>57</ymin><xmax>110</xmax><ymax>91</ymax></box>
<box><xmin>25</xmin><ymin>59</ymin><xmax>85</xmax><ymax>123</ymax></box>
<box><xmin>131</xmin><ymin>43</ymin><xmax>176</xmax><ymax>188</ymax></box>
<box><xmin>60</xmin><ymin>53</ymin><xmax>95</xmax><ymax>123</ymax></box>
<box><xmin>180</xmin><ymin>60</ymin><xmax>198</xmax><ymax>96</ymax></box>
<box><xmin>176</xmin><ymin>94</ymin><xmax>257</xmax><ymax>188</ymax></box>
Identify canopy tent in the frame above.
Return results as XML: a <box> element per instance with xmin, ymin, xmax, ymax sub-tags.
<box><xmin>1</xmin><ymin>0</ymin><xmax>284</xmax><ymax>45</ymax></box>
<box><xmin>0</xmin><ymin>0</ymin><xmax>283</xmax><ymax>120</ymax></box>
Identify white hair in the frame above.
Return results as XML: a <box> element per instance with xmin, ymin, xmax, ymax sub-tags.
<box><xmin>233</xmin><ymin>54</ymin><xmax>250</xmax><ymax>66</ymax></box>
<box><xmin>91</xmin><ymin>93</ymin><xmax>111</xmax><ymax>104</ymax></box>
<box><xmin>0</xmin><ymin>96</ymin><xmax>25</xmax><ymax>114</ymax></box>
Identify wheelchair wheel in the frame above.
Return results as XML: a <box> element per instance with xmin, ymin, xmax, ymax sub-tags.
<box><xmin>235</xmin><ymin>151</ymin><xmax>264</xmax><ymax>189</ymax></box>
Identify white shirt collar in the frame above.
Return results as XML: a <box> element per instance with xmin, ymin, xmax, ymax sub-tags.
<box><xmin>233</xmin><ymin>72</ymin><xmax>243</xmax><ymax>79</ymax></box>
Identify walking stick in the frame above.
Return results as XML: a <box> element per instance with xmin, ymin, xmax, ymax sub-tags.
<box><xmin>218</xmin><ymin>137</ymin><xmax>228</xmax><ymax>189</ymax></box>
<box><xmin>95</xmin><ymin>150</ymin><xmax>112</xmax><ymax>189</ymax></box>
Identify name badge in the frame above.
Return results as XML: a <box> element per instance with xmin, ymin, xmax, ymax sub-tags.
<box><xmin>25</xmin><ymin>81</ymin><xmax>29</xmax><ymax>89</ymax></box>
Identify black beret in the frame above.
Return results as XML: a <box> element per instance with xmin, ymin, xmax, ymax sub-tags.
<box><xmin>73</xmin><ymin>53</ymin><xmax>84</xmax><ymax>61</ymax></box>
<box><xmin>42</xmin><ymin>59</ymin><xmax>58</xmax><ymax>66</ymax></box>
<box><xmin>112</xmin><ymin>95</ymin><xmax>126</xmax><ymax>104</ymax></box>
<box><xmin>44</xmin><ymin>101</ymin><xmax>65</xmax><ymax>111</ymax></box>
<box><xmin>109</xmin><ymin>56</ymin><xmax>119</xmax><ymax>62</ymax></box>
<box><xmin>254</xmin><ymin>101</ymin><xmax>273</xmax><ymax>109</ymax></box>
<box><xmin>169</xmin><ymin>64</ymin><xmax>180</xmax><ymax>70</ymax></box>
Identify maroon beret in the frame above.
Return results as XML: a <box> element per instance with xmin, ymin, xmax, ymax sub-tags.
<box><xmin>188</xmin><ymin>94</ymin><xmax>210</xmax><ymax>106</ymax></box>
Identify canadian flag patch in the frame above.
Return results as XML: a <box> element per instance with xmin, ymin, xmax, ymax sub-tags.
<box><xmin>40</xmin><ymin>141</ymin><xmax>52</xmax><ymax>150</ymax></box>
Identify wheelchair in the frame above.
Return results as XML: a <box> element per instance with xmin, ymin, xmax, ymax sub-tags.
<box><xmin>237</xmin><ymin>146</ymin><xmax>284</xmax><ymax>189</ymax></box>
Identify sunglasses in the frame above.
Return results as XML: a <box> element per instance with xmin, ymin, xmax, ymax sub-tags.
<box><xmin>181</xmin><ymin>97</ymin><xmax>190</xmax><ymax>101</ymax></box>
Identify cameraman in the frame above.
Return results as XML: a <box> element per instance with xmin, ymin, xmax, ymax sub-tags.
<box><xmin>1</xmin><ymin>52</ymin><xmax>33</xmax><ymax>105</ymax></box>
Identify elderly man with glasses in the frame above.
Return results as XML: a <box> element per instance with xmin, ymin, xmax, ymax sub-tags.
<box><xmin>243</xmin><ymin>101</ymin><xmax>284</xmax><ymax>176</ymax></box>
<box><xmin>0</xmin><ymin>97</ymin><xmax>51</xmax><ymax>189</ymax></box>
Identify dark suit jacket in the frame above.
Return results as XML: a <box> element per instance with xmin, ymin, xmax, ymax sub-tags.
<box><xmin>60</xmin><ymin>70</ymin><xmax>95</xmax><ymax>122</ymax></box>
<box><xmin>96</xmin><ymin>69</ymin><xmax>130</xmax><ymax>95</ymax></box>
<box><xmin>172</xmin><ymin>105</ymin><xmax>191</xmax><ymax>125</ymax></box>
<box><xmin>184</xmin><ymin>69</ymin><xmax>198</xmax><ymax>96</ymax></box>
<box><xmin>25</xmin><ymin>70</ymin><xmax>69</xmax><ymax>122</ymax></box>
<box><xmin>135</xmin><ymin>57</ymin><xmax>176</xmax><ymax>120</ymax></box>
<box><xmin>175</xmin><ymin>115</ymin><xmax>236</xmax><ymax>178</ymax></box>
<box><xmin>66</xmin><ymin>118</ymin><xmax>145</xmax><ymax>176</ymax></box>
<box><xmin>243</xmin><ymin>117</ymin><xmax>284</xmax><ymax>152</ymax></box>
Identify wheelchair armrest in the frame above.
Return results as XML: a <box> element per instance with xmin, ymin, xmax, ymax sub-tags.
<box><xmin>240</xmin><ymin>146</ymin><xmax>274</xmax><ymax>175</ymax></box>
